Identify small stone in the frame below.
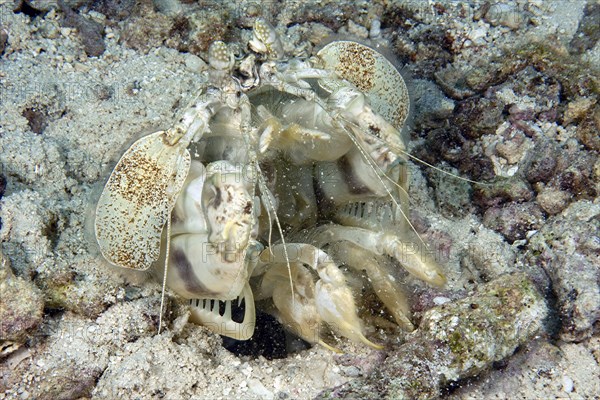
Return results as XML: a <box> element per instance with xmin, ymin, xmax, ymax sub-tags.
<box><xmin>0</xmin><ymin>28</ymin><xmax>8</xmax><ymax>55</ymax></box>
<box><xmin>369</xmin><ymin>19</ymin><xmax>381</xmax><ymax>39</ymax></box>
<box><xmin>0</xmin><ymin>174</ymin><xmax>6</xmax><ymax>199</ymax></box>
<box><xmin>525</xmin><ymin>201</ymin><xmax>600</xmax><ymax>341</ymax></box>
<box><xmin>38</xmin><ymin>21</ymin><xmax>60</xmax><ymax>39</ymax></box>
<box><xmin>347</xmin><ymin>20</ymin><xmax>369</xmax><ymax>39</ymax></box>
<box><xmin>461</xmin><ymin>228</ymin><xmax>516</xmax><ymax>282</ymax></box>
<box><xmin>563</xmin><ymin>97</ymin><xmax>596</xmax><ymax>125</ymax></box>
<box><xmin>483</xmin><ymin>202</ymin><xmax>545</xmax><ymax>243</ymax></box>
<box><xmin>569</xmin><ymin>2</ymin><xmax>600</xmax><ymax>54</ymax></box>
<box><xmin>306</xmin><ymin>23</ymin><xmax>334</xmax><ymax>46</ymax></box>
<box><xmin>434</xmin><ymin>65</ymin><xmax>477</xmax><ymax>100</ymax></box>
<box><xmin>418</xmin><ymin>126</ymin><xmax>468</xmax><ymax>163</ymax></box>
<box><xmin>59</xmin><ymin>2</ymin><xmax>106</xmax><ymax>57</ymax></box>
<box><xmin>496</xmin><ymin>132</ymin><xmax>530</xmax><ymax>164</ymax></box>
<box><xmin>430</xmin><ymin>169</ymin><xmax>473</xmax><ymax>217</ymax></box>
<box><xmin>0</xmin><ymin>251</ymin><xmax>45</xmax><ymax>346</ymax></box>
<box><xmin>248</xmin><ymin>378</ymin><xmax>274</xmax><ymax>399</ymax></box>
<box><xmin>466</xmin><ymin>26</ymin><xmax>488</xmax><ymax>45</ymax></box>
<box><xmin>433</xmin><ymin>296</ymin><xmax>450</xmax><ymax>305</ymax></box>
<box><xmin>562</xmin><ymin>375</ymin><xmax>574</xmax><ymax>393</ymax></box>
<box><xmin>473</xmin><ymin>177</ymin><xmax>533</xmax><ymax>208</ymax></box>
<box><xmin>412</xmin><ymin>79</ymin><xmax>455</xmax><ymax>126</ymax></box>
<box><xmin>576</xmin><ymin>105</ymin><xmax>600</xmax><ymax>151</ymax></box>
<box><xmin>184</xmin><ymin>53</ymin><xmax>207</xmax><ymax>73</ymax></box>
<box><xmin>536</xmin><ymin>188</ymin><xmax>571</xmax><ymax>215</ymax></box>
<box><xmin>525</xmin><ymin>141</ymin><xmax>559</xmax><ymax>184</ymax></box>
<box><xmin>485</xmin><ymin>3</ymin><xmax>524</xmax><ymax>29</ymax></box>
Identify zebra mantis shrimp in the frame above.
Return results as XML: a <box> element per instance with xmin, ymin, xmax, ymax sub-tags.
<box><xmin>94</xmin><ymin>18</ymin><xmax>447</xmax><ymax>351</ymax></box>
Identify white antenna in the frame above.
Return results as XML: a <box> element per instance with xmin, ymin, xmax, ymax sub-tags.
<box><xmin>398</xmin><ymin>149</ymin><xmax>489</xmax><ymax>186</ymax></box>
<box><xmin>158</xmin><ymin>216</ymin><xmax>172</xmax><ymax>334</ymax></box>
<box><xmin>255</xmin><ymin>163</ymin><xmax>295</xmax><ymax>305</ymax></box>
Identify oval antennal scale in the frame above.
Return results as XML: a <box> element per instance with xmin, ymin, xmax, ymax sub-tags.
<box><xmin>317</xmin><ymin>41</ymin><xmax>410</xmax><ymax>132</ymax></box>
<box><xmin>95</xmin><ymin>130</ymin><xmax>191</xmax><ymax>270</ymax></box>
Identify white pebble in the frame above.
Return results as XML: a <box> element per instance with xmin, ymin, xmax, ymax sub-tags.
<box><xmin>562</xmin><ymin>375</ymin><xmax>574</xmax><ymax>393</ymax></box>
<box><xmin>248</xmin><ymin>378</ymin><xmax>274</xmax><ymax>400</ymax></box>
<box><xmin>347</xmin><ymin>20</ymin><xmax>369</xmax><ymax>39</ymax></box>
<box><xmin>184</xmin><ymin>54</ymin><xmax>208</xmax><ymax>73</ymax></box>
<box><xmin>433</xmin><ymin>296</ymin><xmax>451</xmax><ymax>305</ymax></box>
<box><xmin>485</xmin><ymin>3</ymin><xmax>523</xmax><ymax>29</ymax></box>
<box><xmin>369</xmin><ymin>19</ymin><xmax>381</xmax><ymax>38</ymax></box>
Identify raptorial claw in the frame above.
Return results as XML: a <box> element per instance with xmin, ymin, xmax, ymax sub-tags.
<box><xmin>309</xmin><ymin>224</ymin><xmax>447</xmax><ymax>288</ymax></box>
<box><xmin>315</xmin><ymin>262</ymin><xmax>384</xmax><ymax>350</ymax></box>
<box><xmin>329</xmin><ymin>241</ymin><xmax>415</xmax><ymax>331</ymax></box>
<box><xmin>257</xmin><ymin>243</ymin><xmax>383</xmax><ymax>350</ymax></box>
<box><xmin>257</xmin><ymin>262</ymin><xmax>323</xmax><ymax>345</ymax></box>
